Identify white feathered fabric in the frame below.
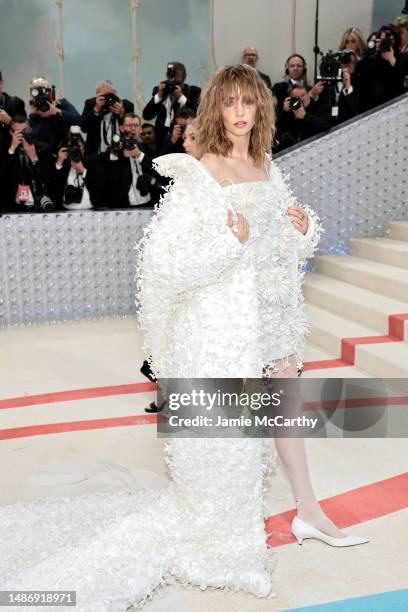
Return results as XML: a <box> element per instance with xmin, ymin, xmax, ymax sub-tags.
<box><xmin>0</xmin><ymin>153</ymin><xmax>321</xmax><ymax>611</ymax></box>
<box><xmin>136</xmin><ymin>153</ymin><xmax>321</xmax><ymax>378</ymax></box>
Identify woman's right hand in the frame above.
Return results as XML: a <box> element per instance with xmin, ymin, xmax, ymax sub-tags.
<box><xmin>227</xmin><ymin>209</ymin><xmax>249</xmax><ymax>244</ymax></box>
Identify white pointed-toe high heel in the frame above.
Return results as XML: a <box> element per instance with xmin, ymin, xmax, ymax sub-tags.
<box><xmin>291</xmin><ymin>515</ymin><xmax>369</xmax><ymax>547</ymax></box>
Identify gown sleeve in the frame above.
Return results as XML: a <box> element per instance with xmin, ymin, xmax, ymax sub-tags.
<box><xmin>135</xmin><ymin>154</ymin><xmax>248</xmax><ymax>377</ymax></box>
<box><xmin>136</xmin><ymin>153</ymin><xmax>246</xmax><ymax>299</ymax></box>
<box><xmin>271</xmin><ymin>160</ymin><xmax>323</xmax><ymax>265</ymax></box>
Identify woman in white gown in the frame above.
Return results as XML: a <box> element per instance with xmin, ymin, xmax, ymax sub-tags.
<box><xmin>0</xmin><ymin>65</ymin><xmax>367</xmax><ymax>612</ymax></box>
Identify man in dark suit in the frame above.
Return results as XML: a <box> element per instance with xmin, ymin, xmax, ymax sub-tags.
<box><xmin>275</xmin><ymin>84</ymin><xmax>331</xmax><ymax>151</ymax></box>
<box><xmin>242</xmin><ymin>46</ymin><xmax>272</xmax><ymax>90</ymax></box>
<box><xmin>0</xmin><ymin>115</ymin><xmax>53</xmax><ymax>213</ymax></box>
<box><xmin>142</xmin><ymin>62</ymin><xmax>201</xmax><ymax>150</ymax></box>
<box><xmin>81</xmin><ymin>79</ymin><xmax>134</xmax><ymax>156</ymax></box>
<box><xmin>0</xmin><ymin>70</ymin><xmax>26</xmax><ymax>159</ymax></box>
<box><xmin>28</xmin><ymin>77</ymin><xmax>80</xmax><ymax>154</ymax></box>
<box><xmin>107</xmin><ymin>113</ymin><xmax>165</xmax><ymax>208</ymax></box>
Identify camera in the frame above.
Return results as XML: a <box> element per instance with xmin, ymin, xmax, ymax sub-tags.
<box><xmin>163</xmin><ymin>63</ymin><xmax>182</xmax><ymax>97</ymax></box>
<box><xmin>30</xmin><ymin>86</ymin><xmax>51</xmax><ymax>112</ymax></box>
<box><xmin>318</xmin><ymin>51</ymin><xmax>347</xmax><ymax>81</ymax></box>
<box><xmin>21</xmin><ymin>129</ymin><xmax>36</xmax><ymax>145</ymax></box>
<box><xmin>110</xmin><ymin>133</ymin><xmax>122</xmax><ymax>156</ymax></box>
<box><xmin>379</xmin><ymin>32</ymin><xmax>393</xmax><ymax>53</ymax></box>
<box><xmin>67</xmin><ymin>126</ymin><xmax>82</xmax><ymax>163</ymax></box>
<box><xmin>121</xmin><ymin>133</ymin><xmax>137</xmax><ymax>151</ymax></box>
<box><xmin>38</xmin><ymin>194</ymin><xmax>55</xmax><ymax>211</ymax></box>
<box><xmin>64</xmin><ymin>185</ymin><xmax>83</xmax><ymax>205</ymax></box>
<box><xmin>101</xmin><ymin>92</ymin><xmax>120</xmax><ymax>114</ymax></box>
<box><xmin>289</xmin><ymin>96</ymin><xmax>302</xmax><ymax>112</ymax></box>
<box><xmin>136</xmin><ymin>174</ymin><xmax>157</xmax><ymax>197</ymax></box>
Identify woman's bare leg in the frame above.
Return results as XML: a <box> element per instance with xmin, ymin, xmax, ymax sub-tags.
<box><xmin>267</xmin><ymin>355</ymin><xmax>345</xmax><ymax>538</ymax></box>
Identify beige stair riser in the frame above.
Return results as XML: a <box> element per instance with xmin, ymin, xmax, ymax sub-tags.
<box><xmin>315</xmin><ymin>259</ymin><xmax>408</xmax><ymax>302</ymax></box>
<box><xmin>388</xmin><ymin>222</ymin><xmax>408</xmax><ymax>241</ymax></box>
<box><xmin>355</xmin><ymin>347</ymin><xmax>408</xmax><ymax>378</ymax></box>
<box><xmin>351</xmin><ymin>240</ymin><xmax>408</xmax><ymax>269</ymax></box>
<box><xmin>308</xmin><ymin>326</ymin><xmax>342</xmax><ymax>356</ymax></box>
<box><xmin>304</xmin><ymin>285</ymin><xmax>389</xmax><ymax>334</ymax></box>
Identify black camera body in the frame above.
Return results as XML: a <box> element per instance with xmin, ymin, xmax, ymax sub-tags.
<box><xmin>101</xmin><ymin>92</ymin><xmax>120</xmax><ymax>114</ymax></box>
<box><xmin>64</xmin><ymin>184</ymin><xmax>83</xmax><ymax>205</ymax></box>
<box><xmin>289</xmin><ymin>96</ymin><xmax>302</xmax><ymax>112</ymax></box>
<box><xmin>30</xmin><ymin>86</ymin><xmax>51</xmax><ymax>112</ymax></box>
<box><xmin>21</xmin><ymin>129</ymin><xmax>36</xmax><ymax>145</ymax></box>
<box><xmin>121</xmin><ymin>133</ymin><xmax>137</xmax><ymax>151</ymax></box>
<box><xmin>67</xmin><ymin>131</ymin><xmax>82</xmax><ymax>163</ymax></box>
<box><xmin>136</xmin><ymin>173</ymin><xmax>157</xmax><ymax>197</ymax></box>
<box><xmin>318</xmin><ymin>51</ymin><xmax>351</xmax><ymax>81</ymax></box>
<box><xmin>164</xmin><ymin>63</ymin><xmax>182</xmax><ymax>97</ymax></box>
<box><xmin>379</xmin><ymin>33</ymin><xmax>393</xmax><ymax>53</ymax></box>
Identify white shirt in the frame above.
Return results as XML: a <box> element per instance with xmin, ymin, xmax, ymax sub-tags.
<box><xmin>56</xmin><ymin>164</ymin><xmax>93</xmax><ymax>210</ymax></box>
<box><xmin>128</xmin><ymin>151</ymin><xmax>151</xmax><ymax>206</ymax></box>
<box><xmin>153</xmin><ymin>93</ymin><xmax>187</xmax><ymax>127</ymax></box>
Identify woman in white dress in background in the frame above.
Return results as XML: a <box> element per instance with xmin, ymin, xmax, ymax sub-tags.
<box><xmin>0</xmin><ymin>64</ymin><xmax>367</xmax><ymax>612</ymax></box>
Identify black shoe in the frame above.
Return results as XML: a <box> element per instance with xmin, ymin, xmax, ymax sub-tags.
<box><xmin>144</xmin><ymin>401</ymin><xmax>166</xmax><ymax>413</ymax></box>
<box><xmin>140</xmin><ymin>360</ymin><xmax>156</xmax><ymax>383</ymax></box>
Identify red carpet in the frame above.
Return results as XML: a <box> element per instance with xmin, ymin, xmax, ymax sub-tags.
<box><xmin>265</xmin><ymin>472</ymin><xmax>408</xmax><ymax>547</ymax></box>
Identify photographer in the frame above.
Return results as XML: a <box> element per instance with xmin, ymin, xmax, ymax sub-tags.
<box><xmin>81</xmin><ymin>80</ymin><xmax>134</xmax><ymax>156</ymax></box>
<box><xmin>142</xmin><ymin>62</ymin><xmax>201</xmax><ymax>149</ymax></box>
<box><xmin>0</xmin><ymin>115</ymin><xmax>53</xmax><ymax>213</ymax></box>
<box><xmin>108</xmin><ymin>113</ymin><xmax>165</xmax><ymax>208</ymax></box>
<box><xmin>358</xmin><ymin>24</ymin><xmax>408</xmax><ymax>111</ymax></box>
<box><xmin>272</xmin><ymin>54</ymin><xmax>326</xmax><ymax>115</ymax></box>
<box><xmin>0</xmin><ymin>69</ymin><xmax>26</xmax><ymax>159</ymax></box>
<box><xmin>275</xmin><ymin>84</ymin><xmax>331</xmax><ymax>151</ymax></box>
<box><xmin>51</xmin><ymin>126</ymin><xmax>107</xmax><ymax>210</ymax></box>
<box><xmin>337</xmin><ymin>50</ymin><xmax>362</xmax><ymax>123</ymax></box>
<box><xmin>28</xmin><ymin>77</ymin><xmax>80</xmax><ymax>153</ymax></box>
<box><xmin>140</xmin><ymin>123</ymin><xmax>158</xmax><ymax>157</ymax></box>
<box><xmin>158</xmin><ymin>107</ymin><xmax>195</xmax><ymax>155</ymax></box>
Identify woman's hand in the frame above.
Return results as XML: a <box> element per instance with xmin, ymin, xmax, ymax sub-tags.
<box><xmin>227</xmin><ymin>209</ymin><xmax>249</xmax><ymax>244</ymax></box>
<box><xmin>288</xmin><ymin>205</ymin><xmax>309</xmax><ymax>235</ymax></box>
<box><xmin>57</xmin><ymin>146</ymin><xmax>68</xmax><ymax>166</ymax></box>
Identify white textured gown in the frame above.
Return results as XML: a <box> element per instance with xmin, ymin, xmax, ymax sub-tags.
<box><xmin>0</xmin><ymin>153</ymin><xmax>321</xmax><ymax>612</ymax></box>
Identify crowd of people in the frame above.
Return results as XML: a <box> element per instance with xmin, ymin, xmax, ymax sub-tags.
<box><xmin>0</xmin><ymin>16</ymin><xmax>407</xmax><ymax>214</ymax></box>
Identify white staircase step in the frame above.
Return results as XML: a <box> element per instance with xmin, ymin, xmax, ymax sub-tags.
<box><xmin>314</xmin><ymin>255</ymin><xmax>408</xmax><ymax>302</ymax></box>
<box><xmin>305</xmin><ymin>303</ymin><xmax>378</xmax><ymax>357</ymax></box>
<box><xmin>304</xmin><ymin>273</ymin><xmax>408</xmax><ymax>335</ymax></box>
<box><xmin>304</xmin><ymin>344</ymin><xmax>335</xmax><ymax>362</ymax></box>
<box><xmin>351</xmin><ymin>237</ymin><xmax>408</xmax><ymax>269</ymax></box>
<box><xmin>387</xmin><ymin>220</ymin><xmax>408</xmax><ymax>241</ymax></box>
<box><xmin>355</xmin><ymin>342</ymin><xmax>408</xmax><ymax>378</ymax></box>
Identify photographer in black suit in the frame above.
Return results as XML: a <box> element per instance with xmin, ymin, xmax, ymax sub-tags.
<box><xmin>275</xmin><ymin>84</ymin><xmax>331</xmax><ymax>151</ymax></box>
<box><xmin>358</xmin><ymin>24</ymin><xmax>408</xmax><ymax>111</ymax></box>
<box><xmin>81</xmin><ymin>80</ymin><xmax>134</xmax><ymax>156</ymax></box>
<box><xmin>28</xmin><ymin>77</ymin><xmax>80</xmax><ymax>154</ymax></box>
<box><xmin>142</xmin><ymin>62</ymin><xmax>201</xmax><ymax>149</ymax></box>
<box><xmin>158</xmin><ymin>107</ymin><xmax>196</xmax><ymax>156</ymax></box>
<box><xmin>0</xmin><ymin>115</ymin><xmax>53</xmax><ymax>213</ymax></box>
<box><xmin>51</xmin><ymin>126</ymin><xmax>109</xmax><ymax>210</ymax></box>
<box><xmin>0</xmin><ymin>70</ymin><xmax>26</xmax><ymax>159</ymax></box>
<box><xmin>241</xmin><ymin>46</ymin><xmax>272</xmax><ymax>90</ymax></box>
<box><xmin>107</xmin><ymin>113</ymin><xmax>165</xmax><ymax>208</ymax></box>
<box><xmin>272</xmin><ymin>54</ymin><xmax>326</xmax><ymax>115</ymax></box>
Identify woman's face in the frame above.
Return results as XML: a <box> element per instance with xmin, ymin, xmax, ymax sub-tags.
<box><xmin>221</xmin><ymin>89</ymin><xmax>257</xmax><ymax>139</ymax></box>
<box><xmin>344</xmin><ymin>35</ymin><xmax>359</xmax><ymax>53</ymax></box>
<box><xmin>183</xmin><ymin>125</ymin><xmax>200</xmax><ymax>159</ymax></box>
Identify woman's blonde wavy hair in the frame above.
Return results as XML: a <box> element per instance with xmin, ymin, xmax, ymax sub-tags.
<box><xmin>195</xmin><ymin>64</ymin><xmax>275</xmax><ymax>167</ymax></box>
<box><xmin>338</xmin><ymin>27</ymin><xmax>367</xmax><ymax>58</ymax></box>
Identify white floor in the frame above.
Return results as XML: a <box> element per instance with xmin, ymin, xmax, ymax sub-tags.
<box><xmin>1</xmin><ymin>317</ymin><xmax>407</xmax><ymax>611</ymax></box>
